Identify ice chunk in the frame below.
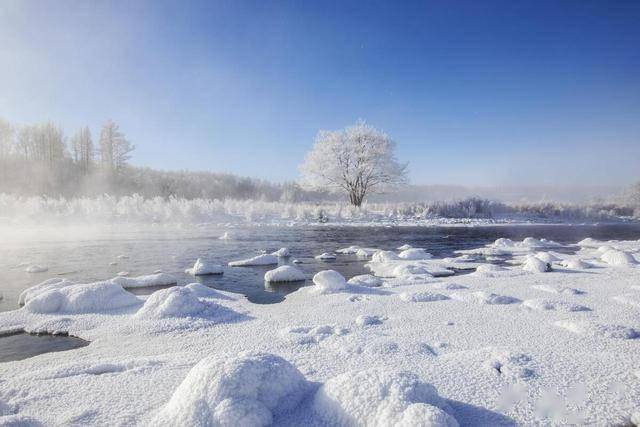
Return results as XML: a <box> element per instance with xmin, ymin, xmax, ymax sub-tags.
<box><xmin>153</xmin><ymin>352</ymin><xmax>308</xmax><ymax>427</ymax></box>
<box><xmin>229</xmin><ymin>254</ymin><xmax>278</xmax><ymax>267</ymax></box>
<box><xmin>25</xmin><ymin>264</ymin><xmax>48</xmax><ymax>273</ymax></box>
<box><xmin>185</xmin><ymin>258</ymin><xmax>223</xmax><ymax>276</ymax></box>
<box><xmin>522</xmin><ymin>256</ymin><xmax>551</xmax><ymax>273</ymax></box>
<box><xmin>312</xmin><ymin>270</ymin><xmax>347</xmax><ymax>294</ymax></box>
<box><xmin>347</xmin><ymin>274</ymin><xmax>383</xmax><ymax>287</ymax></box>
<box><xmin>24</xmin><ymin>281</ymin><xmax>140</xmax><ymax>314</ymax></box>
<box><xmin>371</xmin><ymin>251</ymin><xmax>400</xmax><ymax>262</ymax></box>
<box><xmin>398</xmin><ymin>248</ymin><xmax>433</xmax><ymax>260</ymax></box>
<box><xmin>313</xmin><ymin>369</ymin><xmax>458</xmax><ymax>427</ymax></box>
<box><xmin>271</xmin><ymin>247</ymin><xmax>290</xmax><ymax>257</ymax></box>
<box><xmin>315</xmin><ymin>252</ymin><xmax>337</xmax><ymax>261</ymax></box>
<box><xmin>110</xmin><ymin>273</ymin><xmax>177</xmax><ymax>288</ymax></box>
<box><xmin>264</xmin><ymin>266</ymin><xmax>305</xmax><ymax>282</ymax></box>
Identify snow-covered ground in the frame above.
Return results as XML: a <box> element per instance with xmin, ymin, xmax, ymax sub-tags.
<box><xmin>1</xmin><ymin>237</ymin><xmax>639</xmax><ymax>426</ymax></box>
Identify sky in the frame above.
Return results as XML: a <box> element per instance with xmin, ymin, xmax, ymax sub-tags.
<box><xmin>1</xmin><ymin>0</ymin><xmax>639</xmax><ymax>187</ymax></box>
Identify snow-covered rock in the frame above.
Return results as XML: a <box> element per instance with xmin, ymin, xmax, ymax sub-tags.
<box><xmin>398</xmin><ymin>248</ymin><xmax>433</xmax><ymax>260</ymax></box>
<box><xmin>135</xmin><ymin>287</ymin><xmax>212</xmax><ymax>319</ymax></box>
<box><xmin>371</xmin><ymin>251</ymin><xmax>400</xmax><ymax>262</ymax></box>
<box><xmin>600</xmin><ymin>249</ymin><xmax>638</xmax><ymax>266</ymax></box>
<box><xmin>264</xmin><ymin>266</ymin><xmax>305</xmax><ymax>282</ymax></box>
<box><xmin>24</xmin><ymin>281</ymin><xmax>140</xmax><ymax>314</ymax></box>
<box><xmin>522</xmin><ymin>256</ymin><xmax>551</xmax><ymax>273</ymax></box>
<box><xmin>271</xmin><ymin>247</ymin><xmax>290</xmax><ymax>257</ymax></box>
<box><xmin>153</xmin><ymin>352</ymin><xmax>308</xmax><ymax>427</ymax></box>
<box><xmin>24</xmin><ymin>264</ymin><xmax>48</xmax><ymax>273</ymax></box>
<box><xmin>347</xmin><ymin>274</ymin><xmax>383</xmax><ymax>287</ymax></box>
<box><xmin>535</xmin><ymin>252</ymin><xmax>561</xmax><ymax>263</ymax></box>
<box><xmin>229</xmin><ymin>254</ymin><xmax>278</xmax><ymax>267</ymax></box>
<box><xmin>312</xmin><ymin>270</ymin><xmax>347</xmax><ymax>294</ymax></box>
<box><xmin>185</xmin><ymin>258</ymin><xmax>223</xmax><ymax>276</ymax></box>
<box><xmin>312</xmin><ymin>369</ymin><xmax>458</xmax><ymax>427</ymax></box>
<box><xmin>110</xmin><ymin>273</ymin><xmax>177</xmax><ymax>288</ymax></box>
<box><xmin>315</xmin><ymin>252</ymin><xmax>337</xmax><ymax>261</ymax></box>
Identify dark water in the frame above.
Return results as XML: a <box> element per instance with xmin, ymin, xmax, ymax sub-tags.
<box><xmin>0</xmin><ymin>331</ymin><xmax>89</xmax><ymax>363</ymax></box>
<box><xmin>2</xmin><ymin>224</ymin><xmax>640</xmax><ymax>309</ymax></box>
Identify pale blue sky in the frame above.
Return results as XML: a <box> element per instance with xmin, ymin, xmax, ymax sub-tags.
<box><xmin>1</xmin><ymin>0</ymin><xmax>639</xmax><ymax>186</ymax></box>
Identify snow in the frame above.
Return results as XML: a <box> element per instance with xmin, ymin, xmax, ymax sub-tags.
<box><xmin>134</xmin><ymin>287</ymin><xmax>214</xmax><ymax>319</ymax></box>
<box><xmin>110</xmin><ymin>273</ymin><xmax>177</xmax><ymax>289</ymax></box>
<box><xmin>600</xmin><ymin>249</ymin><xmax>638</xmax><ymax>266</ymax></box>
<box><xmin>185</xmin><ymin>258</ymin><xmax>224</xmax><ymax>276</ymax></box>
<box><xmin>398</xmin><ymin>248</ymin><xmax>433</xmax><ymax>260</ymax></box>
<box><xmin>152</xmin><ymin>352</ymin><xmax>308</xmax><ymax>426</ymax></box>
<box><xmin>24</xmin><ymin>281</ymin><xmax>140</xmax><ymax>314</ymax></box>
<box><xmin>24</xmin><ymin>265</ymin><xmax>48</xmax><ymax>273</ymax></box>
<box><xmin>397</xmin><ymin>244</ymin><xmax>413</xmax><ymax>250</ymax></box>
<box><xmin>347</xmin><ymin>274</ymin><xmax>383</xmax><ymax>287</ymax></box>
<box><xmin>229</xmin><ymin>254</ymin><xmax>278</xmax><ymax>267</ymax></box>
<box><xmin>522</xmin><ymin>255</ymin><xmax>551</xmax><ymax>273</ymax></box>
<box><xmin>561</xmin><ymin>259</ymin><xmax>592</xmax><ymax>269</ymax></box>
<box><xmin>271</xmin><ymin>247</ymin><xmax>291</xmax><ymax>257</ymax></box>
<box><xmin>311</xmin><ymin>270</ymin><xmax>347</xmax><ymax>294</ymax></box>
<box><xmin>2</xmin><ymin>235</ymin><xmax>640</xmax><ymax>426</ymax></box>
<box><xmin>264</xmin><ymin>266</ymin><xmax>305</xmax><ymax>282</ymax></box>
<box><xmin>314</xmin><ymin>252</ymin><xmax>337</xmax><ymax>261</ymax></box>
<box><xmin>219</xmin><ymin>231</ymin><xmax>233</xmax><ymax>240</ymax></box>
<box><xmin>371</xmin><ymin>250</ymin><xmax>400</xmax><ymax>262</ymax></box>
<box><xmin>312</xmin><ymin>369</ymin><xmax>458</xmax><ymax>427</ymax></box>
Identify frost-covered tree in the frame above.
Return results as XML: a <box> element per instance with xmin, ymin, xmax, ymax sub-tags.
<box><xmin>299</xmin><ymin>121</ymin><xmax>408</xmax><ymax>206</ymax></box>
<box><xmin>0</xmin><ymin>118</ymin><xmax>13</xmax><ymax>159</ymax></box>
<box><xmin>99</xmin><ymin>120</ymin><xmax>134</xmax><ymax>173</ymax></box>
<box><xmin>71</xmin><ymin>126</ymin><xmax>94</xmax><ymax>174</ymax></box>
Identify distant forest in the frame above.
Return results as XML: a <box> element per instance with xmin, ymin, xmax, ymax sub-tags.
<box><xmin>0</xmin><ymin>118</ymin><xmax>325</xmax><ymax>202</ymax></box>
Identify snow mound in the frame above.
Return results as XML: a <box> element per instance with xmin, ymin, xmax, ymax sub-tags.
<box><xmin>472</xmin><ymin>292</ymin><xmax>520</xmax><ymax>305</ymax></box>
<box><xmin>560</xmin><ymin>259</ymin><xmax>592</xmax><ymax>269</ymax></box>
<box><xmin>577</xmin><ymin>237</ymin><xmax>600</xmax><ymax>247</ymax></box>
<box><xmin>397</xmin><ymin>244</ymin><xmax>414</xmax><ymax>250</ymax></box>
<box><xmin>398</xmin><ymin>248</ymin><xmax>433</xmax><ymax>260</ymax></box>
<box><xmin>555</xmin><ymin>320</ymin><xmax>639</xmax><ymax>339</ymax></box>
<box><xmin>219</xmin><ymin>231</ymin><xmax>233</xmax><ymax>240</ymax></box>
<box><xmin>392</xmin><ymin>264</ymin><xmax>431</xmax><ymax>277</ymax></box>
<box><xmin>229</xmin><ymin>254</ymin><xmax>278</xmax><ymax>267</ymax></box>
<box><xmin>315</xmin><ymin>252</ymin><xmax>337</xmax><ymax>261</ymax></box>
<box><xmin>312</xmin><ymin>369</ymin><xmax>458</xmax><ymax>427</ymax></box>
<box><xmin>271</xmin><ymin>247</ymin><xmax>290</xmax><ymax>257</ymax></box>
<box><xmin>493</xmin><ymin>238</ymin><xmax>515</xmax><ymax>247</ymax></box>
<box><xmin>110</xmin><ymin>273</ymin><xmax>177</xmax><ymax>289</ymax></box>
<box><xmin>185</xmin><ymin>258</ymin><xmax>223</xmax><ymax>276</ymax></box>
<box><xmin>400</xmin><ymin>292</ymin><xmax>450</xmax><ymax>302</ymax></box>
<box><xmin>336</xmin><ymin>246</ymin><xmax>360</xmax><ymax>254</ymax></box>
<box><xmin>135</xmin><ymin>287</ymin><xmax>213</xmax><ymax>319</ymax></box>
<box><xmin>371</xmin><ymin>251</ymin><xmax>400</xmax><ymax>262</ymax></box>
<box><xmin>19</xmin><ymin>278</ymin><xmax>73</xmax><ymax>305</ymax></box>
<box><xmin>264</xmin><ymin>266</ymin><xmax>305</xmax><ymax>282</ymax></box>
<box><xmin>522</xmin><ymin>256</ymin><xmax>551</xmax><ymax>273</ymax></box>
<box><xmin>600</xmin><ymin>249</ymin><xmax>638</xmax><ymax>266</ymax></box>
<box><xmin>312</xmin><ymin>270</ymin><xmax>347</xmax><ymax>294</ymax></box>
<box><xmin>184</xmin><ymin>283</ymin><xmax>232</xmax><ymax>299</ymax></box>
<box><xmin>153</xmin><ymin>352</ymin><xmax>308</xmax><ymax>427</ymax></box>
<box><xmin>535</xmin><ymin>252</ymin><xmax>561</xmax><ymax>263</ymax></box>
<box><xmin>347</xmin><ymin>274</ymin><xmax>383</xmax><ymax>287</ymax></box>
<box><xmin>355</xmin><ymin>248</ymin><xmax>377</xmax><ymax>258</ymax></box>
<box><xmin>24</xmin><ymin>281</ymin><xmax>140</xmax><ymax>314</ymax></box>
<box><xmin>474</xmin><ymin>264</ymin><xmax>507</xmax><ymax>276</ymax></box>
<box><xmin>24</xmin><ymin>264</ymin><xmax>48</xmax><ymax>273</ymax></box>
<box><xmin>522</xmin><ymin>298</ymin><xmax>590</xmax><ymax>312</ymax></box>
<box><xmin>355</xmin><ymin>315</ymin><xmax>383</xmax><ymax>326</ymax></box>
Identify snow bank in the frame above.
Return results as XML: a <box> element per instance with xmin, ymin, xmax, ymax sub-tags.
<box><xmin>264</xmin><ymin>266</ymin><xmax>305</xmax><ymax>282</ymax></box>
<box><xmin>312</xmin><ymin>369</ymin><xmax>458</xmax><ymax>427</ymax></box>
<box><xmin>347</xmin><ymin>274</ymin><xmax>383</xmax><ymax>287</ymax></box>
<box><xmin>600</xmin><ymin>250</ymin><xmax>638</xmax><ymax>267</ymax></box>
<box><xmin>398</xmin><ymin>248</ymin><xmax>433</xmax><ymax>260</ymax></box>
<box><xmin>135</xmin><ymin>287</ymin><xmax>213</xmax><ymax>319</ymax></box>
<box><xmin>271</xmin><ymin>247</ymin><xmax>290</xmax><ymax>257</ymax></box>
<box><xmin>185</xmin><ymin>258</ymin><xmax>223</xmax><ymax>276</ymax></box>
<box><xmin>153</xmin><ymin>352</ymin><xmax>308</xmax><ymax>427</ymax></box>
<box><xmin>110</xmin><ymin>273</ymin><xmax>177</xmax><ymax>289</ymax></box>
<box><xmin>312</xmin><ymin>270</ymin><xmax>347</xmax><ymax>294</ymax></box>
<box><xmin>229</xmin><ymin>254</ymin><xmax>278</xmax><ymax>267</ymax></box>
<box><xmin>24</xmin><ymin>281</ymin><xmax>140</xmax><ymax>314</ymax></box>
